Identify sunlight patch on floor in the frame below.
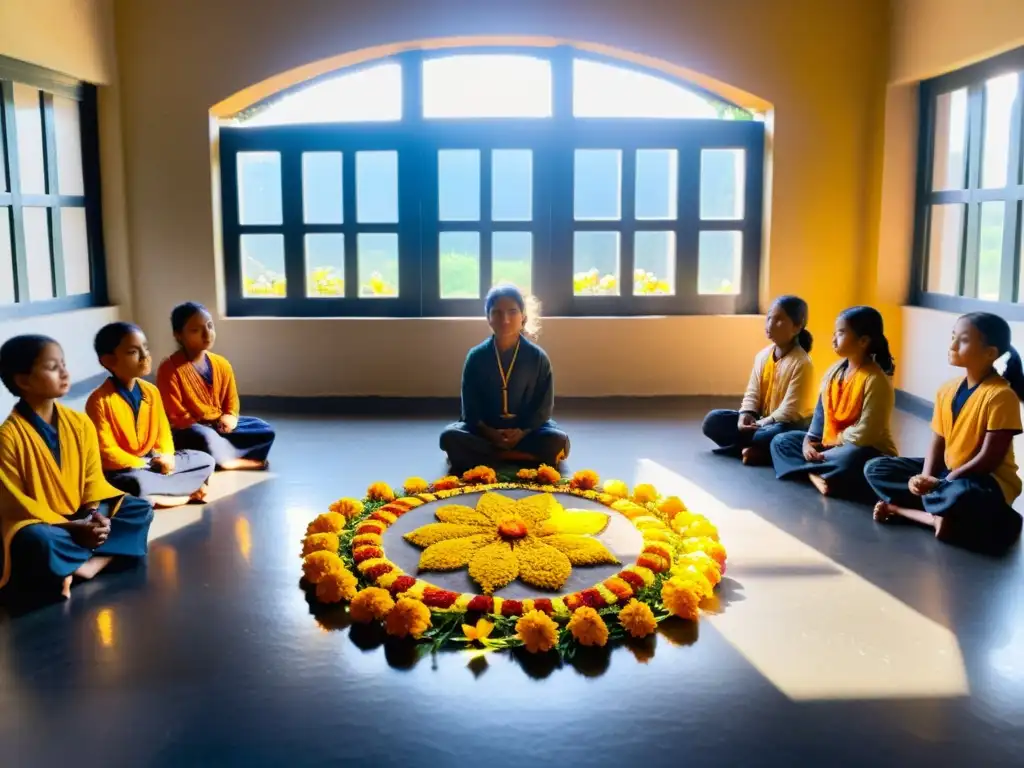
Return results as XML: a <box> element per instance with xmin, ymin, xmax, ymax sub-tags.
<box><xmin>147</xmin><ymin>471</ymin><xmax>273</xmax><ymax>542</ymax></box>
<box><xmin>635</xmin><ymin>459</ymin><xmax>970</xmax><ymax>701</ymax></box>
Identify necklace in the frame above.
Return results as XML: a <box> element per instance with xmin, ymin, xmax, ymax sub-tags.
<box><xmin>494</xmin><ymin>337</ymin><xmax>521</xmax><ymax>419</ymax></box>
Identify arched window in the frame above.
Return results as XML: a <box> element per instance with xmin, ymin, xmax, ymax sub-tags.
<box><xmin>219</xmin><ymin>47</ymin><xmax>764</xmax><ymax>317</ymax></box>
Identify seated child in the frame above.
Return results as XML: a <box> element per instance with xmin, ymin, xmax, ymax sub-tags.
<box><xmin>440</xmin><ymin>285</ymin><xmax>569</xmax><ymax>474</ymax></box>
<box><xmin>86</xmin><ymin>322</ymin><xmax>215</xmax><ymax>507</ymax></box>
<box><xmin>702</xmin><ymin>295</ymin><xmax>815</xmax><ymax>465</ymax></box>
<box><xmin>0</xmin><ymin>335</ymin><xmax>153</xmax><ymax>601</ymax></box>
<box><xmin>770</xmin><ymin>306</ymin><xmax>897</xmax><ymax>500</ymax></box>
<box><xmin>156</xmin><ymin>302</ymin><xmax>274</xmax><ymax>470</ymax></box>
<box><xmin>865</xmin><ymin>313</ymin><xmax>1024</xmax><ymax>554</ymax></box>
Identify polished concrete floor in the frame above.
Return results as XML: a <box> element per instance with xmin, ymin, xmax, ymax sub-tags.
<box><xmin>1</xmin><ymin>399</ymin><xmax>1022</xmax><ymax>767</ymax></box>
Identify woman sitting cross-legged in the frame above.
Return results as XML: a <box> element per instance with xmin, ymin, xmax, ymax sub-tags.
<box><xmin>440</xmin><ymin>285</ymin><xmax>569</xmax><ymax>475</ymax></box>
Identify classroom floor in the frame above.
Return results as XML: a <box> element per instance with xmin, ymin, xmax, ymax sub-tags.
<box><xmin>1</xmin><ymin>399</ymin><xmax>1022</xmax><ymax>767</ymax></box>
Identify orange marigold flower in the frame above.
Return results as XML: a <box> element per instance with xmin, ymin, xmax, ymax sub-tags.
<box><xmin>329</xmin><ymin>498</ymin><xmax>365</xmax><ymax>520</ymax></box>
<box><xmin>662</xmin><ymin>577</ymin><xmax>701</xmax><ymax>620</ymax></box>
<box><xmin>432</xmin><ymin>476</ymin><xmax>461</xmax><ymax>491</ymax></box>
<box><xmin>682</xmin><ymin>536</ymin><xmax>727</xmax><ymax>570</ymax></box>
<box><xmin>675</xmin><ymin>551</ymin><xmax>722</xmax><ymax>587</ymax></box>
<box><xmin>657</xmin><ymin>495</ymin><xmax>686</xmax><ymax>517</ymax></box>
<box><xmin>403</xmin><ymin>477</ymin><xmax>430</xmax><ymax>494</ymax></box>
<box><xmin>670</xmin><ymin>565</ymin><xmax>714</xmax><ymax>601</ymax></box>
<box><xmin>516</xmin><ymin>610</ymin><xmax>560</xmax><ymax>653</ymax></box>
<box><xmin>536</xmin><ymin>464</ymin><xmax>561</xmax><ymax>485</ymax></box>
<box><xmin>348</xmin><ymin>587</ymin><xmax>395</xmax><ymax>623</ymax></box>
<box><xmin>367</xmin><ymin>482</ymin><xmax>396</xmax><ymax>502</ymax></box>
<box><xmin>315</xmin><ymin>568</ymin><xmax>358</xmax><ymax>604</ymax></box>
<box><xmin>516</xmin><ymin>468</ymin><xmax>538</xmax><ymax>481</ymax></box>
<box><xmin>569</xmin><ymin>469</ymin><xmax>600</xmax><ymax>491</ymax></box>
<box><xmin>462</xmin><ymin>465</ymin><xmax>498</xmax><ymax>485</ymax></box>
<box><xmin>302</xmin><ymin>550</ymin><xmax>346</xmax><ymax>584</ymax></box>
<box><xmin>306</xmin><ymin>511</ymin><xmax>346</xmax><ymax>535</ymax></box>
<box><xmin>302</xmin><ymin>532</ymin><xmax>340</xmax><ymax>557</ymax></box>
<box><xmin>567</xmin><ymin>606</ymin><xmax>609</xmax><ymax>647</ymax></box>
<box><xmin>632</xmin><ymin>483</ymin><xmax>659</xmax><ymax>504</ymax></box>
<box><xmin>351</xmin><ymin>532</ymin><xmax>383</xmax><ymax>547</ymax></box>
<box><xmin>603</xmin><ymin>479</ymin><xmax>629</xmax><ymax>498</ymax></box>
<box><xmin>618</xmin><ymin>598</ymin><xmax>657</xmax><ymax>638</ymax></box>
<box><xmin>385</xmin><ymin>597</ymin><xmax>432</xmax><ymax>639</ymax></box>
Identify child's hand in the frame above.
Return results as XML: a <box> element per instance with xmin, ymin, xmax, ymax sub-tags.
<box><xmin>908</xmin><ymin>475</ymin><xmax>940</xmax><ymax>496</ymax></box>
<box><xmin>151</xmin><ymin>454</ymin><xmax>175</xmax><ymax>474</ymax></box>
<box><xmin>737</xmin><ymin>413</ymin><xmax>757</xmax><ymax>431</ymax></box>
<box><xmin>217</xmin><ymin>414</ymin><xmax>238</xmax><ymax>433</ymax></box>
<box><xmin>67</xmin><ymin>515</ymin><xmax>110</xmax><ymax>549</ymax></box>
<box><xmin>802</xmin><ymin>440</ymin><xmax>825</xmax><ymax>462</ymax></box>
<box><xmin>499</xmin><ymin>429</ymin><xmax>525</xmax><ymax>449</ymax></box>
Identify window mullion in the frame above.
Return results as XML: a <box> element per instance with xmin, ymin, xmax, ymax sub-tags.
<box><xmin>42</xmin><ymin>93</ymin><xmax>65</xmax><ymax>299</ymax></box>
<box><xmin>342</xmin><ymin>146</ymin><xmax>357</xmax><ymax>299</ymax></box>
<box><xmin>1000</xmin><ymin>76</ymin><xmax>1024</xmax><ymax>302</ymax></box>
<box><xmin>1</xmin><ymin>80</ymin><xmax>30</xmax><ymax>303</ymax></box>
<box><xmin>960</xmin><ymin>86</ymin><xmax>985</xmax><ymax>296</ymax></box>
<box><xmin>280</xmin><ymin>149</ymin><xmax>304</xmax><ymax>301</ymax></box>
<box><xmin>676</xmin><ymin>141</ymin><xmax>701</xmax><ymax>309</ymax></box>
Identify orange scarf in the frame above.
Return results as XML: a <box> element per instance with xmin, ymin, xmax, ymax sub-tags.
<box><xmin>156</xmin><ymin>351</ymin><xmax>240</xmax><ymax>429</ymax></box>
<box><xmin>822</xmin><ymin>365</ymin><xmax>869</xmax><ymax>445</ymax></box>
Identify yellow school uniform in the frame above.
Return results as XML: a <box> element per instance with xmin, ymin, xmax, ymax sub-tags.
<box><xmin>86</xmin><ymin>378</ymin><xmax>175</xmax><ymax>471</ymax></box>
<box><xmin>157</xmin><ymin>351</ymin><xmax>240</xmax><ymax>430</ymax></box>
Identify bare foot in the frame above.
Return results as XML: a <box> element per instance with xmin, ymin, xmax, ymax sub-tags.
<box><xmin>809</xmin><ymin>474</ymin><xmax>830</xmax><ymax>496</ymax></box>
<box><xmin>219</xmin><ymin>459</ymin><xmax>268</xmax><ymax>471</ymax></box>
<box><xmin>189</xmin><ymin>484</ymin><xmax>209</xmax><ymax>504</ymax></box>
<box><xmin>74</xmin><ymin>556</ymin><xmax>113</xmax><ymax>581</ymax></box>
<box><xmin>933</xmin><ymin>515</ymin><xmax>953</xmax><ymax>542</ymax></box>
<box><xmin>872</xmin><ymin>503</ymin><xmax>936</xmax><ymax>529</ymax></box>
<box><xmin>873</xmin><ymin>502</ymin><xmax>897</xmax><ymax>523</ymax></box>
<box><xmin>60</xmin><ymin>575</ymin><xmax>72</xmax><ymax>600</ymax></box>
<box><xmin>150</xmin><ymin>494</ymin><xmax>191</xmax><ymax>509</ymax></box>
<box><xmin>741</xmin><ymin>446</ymin><xmax>769</xmax><ymax>466</ymax></box>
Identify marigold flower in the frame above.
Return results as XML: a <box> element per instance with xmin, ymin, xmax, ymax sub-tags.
<box><xmin>462</xmin><ymin>465</ymin><xmax>498</xmax><ymax>485</ymax></box>
<box><xmin>516</xmin><ymin>610</ymin><xmax>560</xmax><ymax>653</ymax></box>
<box><xmin>385</xmin><ymin>597</ymin><xmax>432</xmax><ymax>639</ymax></box>
<box><xmin>315</xmin><ymin>568</ymin><xmax>358</xmax><ymax>603</ymax></box>
<box><xmin>302</xmin><ymin>550</ymin><xmax>346</xmax><ymax>584</ymax></box>
<box><xmin>618</xmin><ymin>599</ymin><xmax>657</xmax><ymax>638</ymax></box>
<box><xmin>517</xmin><ymin>468</ymin><xmax>538</xmax><ymax>481</ymax></box>
<box><xmin>348</xmin><ymin>587</ymin><xmax>395</xmax><ymax>622</ymax></box>
<box><xmin>569</xmin><ymin>469</ymin><xmax>600</xmax><ymax>491</ymax></box>
<box><xmin>681</xmin><ymin>518</ymin><xmax>720</xmax><ymax>541</ymax></box>
<box><xmin>432</xmin><ymin>475</ymin><xmax>461</xmax><ymax>491</ymax></box>
<box><xmin>675</xmin><ymin>551</ymin><xmax>722</xmax><ymax>587</ymax></box>
<box><xmin>662</xmin><ymin>577</ymin><xmax>701</xmax><ymax>620</ymax></box>
<box><xmin>367</xmin><ymin>482</ymin><xmax>395</xmax><ymax>502</ymax></box>
<box><xmin>603</xmin><ymin>479</ymin><xmax>629</xmax><ymax>498</ymax></box>
<box><xmin>536</xmin><ymin>464</ymin><xmax>561</xmax><ymax>484</ymax></box>
<box><xmin>302</xmin><ymin>532</ymin><xmax>340</xmax><ymax>557</ymax></box>
<box><xmin>632</xmin><ymin>483</ymin><xmax>659</xmax><ymax>504</ymax></box>
<box><xmin>567</xmin><ymin>606</ymin><xmax>609</xmax><ymax>647</ymax></box>
<box><xmin>306</xmin><ymin>512</ymin><xmax>346</xmax><ymax>535</ymax></box>
<box><xmin>352</xmin><ymin>532</ymin><xmax>382</xmax><ymax>547</ymax></box>
<box><xmin>657</xmin><ymin>495</ymin><xmax>686</xmax><ymax>517</ymax></box>
<box><xmin>670</xmin><ymin>565</ymin><xmax>714</xmax><ymax>600</ymax></box>
<box><xmin>329</xmin><ymin>498</ymin><xmax>365</xmax><ymax>520</ymax></box>
<box><xmin>681</xmin><ymin>536</ymin><xmax>727</xmax><ymax>571</ymax></box>
<box><xmin>403</xmin><ymin>477</ymin><xmax>430</xmax><ymax>494</ymax></box>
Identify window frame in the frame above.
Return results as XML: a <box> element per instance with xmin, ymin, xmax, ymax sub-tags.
<box><xmin>913</xmin><ymin>45</ymin><xmax>1024</xmax><ymax>319</ymax></box>
<box><xmin>0</xmin><ymin>54</ymin><xmax>107</xmax><ymax>319</ymax></box>
<box><xmin>219</xmin><ymin>47</ymin><xmax>763</xmax><ymax>318</ymax></box>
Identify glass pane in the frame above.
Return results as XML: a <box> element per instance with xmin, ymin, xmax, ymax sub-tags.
<box><xmin>925</xmin><ymin>204</ymin><xmax>964</xmax><ymax>295</ymax></box>
<box><xmin>0</xmin><ymin>209</ymin><xmax>14</xmax><ymax>303</ymax></box>
<box><xmin>574</xmin><ymin>150</ymin><xmax>621</xmax><ymax>220</ymax></box>
<box><xmin>356</xmin><ymin>151</ymin><xmax>398</xmax><ymax>223</ymax></box>
<box><xmin>634</xmin><ymin>231</ymin><xmax>675</xmax><ymax>296</ymax></box>
<box><xmin>423</xmin><ymin>55</ymin><xmax>552</xmax><ymax>118</ymax></box>
<box><xmin>439</xmin><ymin>231</ymin><xmax>480</xmax><ymax>299</ymax></box>
<box><xmin>22</xmin><ymin>208</ymin><xmax>53</xmax><ymax>300</ymax></box>
<box><xmin>60</xmin><ymin>207</ymin><xmax>90</xmax><ymax>295</ymax></box>
<box><xmin>701</xmin><ymin>149</ymin><xmax>746</xmax><ymax>220</ymax></box>
<box><xmin>438</xmin><ymin>150</ymin><xmax>480</xmax><ymax>221</ymax></box>
<box><xmin>635</xmin><ymin>149</ymin><xmax>677</xmax><ymax>220</ymax></box>
<box><xmin>53</xmin><ymin>95</ymin><xmax>84</xmax><ymax>196</ymax></box>
<box><xmin>305</xmin><ymin>233</ymin><xmax>345</xmax><ymax>297</ymax></box>
<box><xmin>698</xmin><ymin>231</ymin><xmax>742</xmax><ymax>295</ymax></box>
<box><xmin>241</xmin><ymin>234</ymin><xmax>286</xmax><ymax>298</ymax></box>
<box><xmin>358</xmin><ymin>233</ymin><xmax>398</xmax><ymax>298</ymax></box>
<box><xmin>239</xmin><ymin>63</ymin><xmax>401</xmax><ymax>125</ymax></box>
<box><xmin>13</xmin><ymin>84</ymin><xmax>45</xmax><ymax>194</ymax></box>
<box><xmin>492</xmin><ymin>150</ymin><xmax>532</xmax><ymax>221</ymax></box>
<box><xmin>976</xmin><ymin>202</ymin><xmax>1005</xmax><ymax>301</ymax></box>
<box><xmin>931</xmin><ymin>89</ymin><xmax>967</xmax><ymax>191</ymax></box>
<box><xmin>237</xmin><ymin>152</ymin><xmax>282</xmax><ymax>225</ymax></box>
<box><xmin>982</xmin><ymin>73</ymin><xmax>1019</xmax><ymax>188</ymax></box>
<box><xmin>302</xmin><ymin>152</ymin><xmax>343</xmax><ymax>224</ymax></box>
<box><xmin>573</xmin><ymin>59</ymin><xmax>728</xmax><ymax>118</ymax></box>
<box><xmin>573</xmin><ymin>231</ymin><xmax>620</xmax><ymax>295</ymax></box>
<box><xmin>492</xmin><ymin>232</ymin><xmax>532</xmax><ymax>295</ymax></box>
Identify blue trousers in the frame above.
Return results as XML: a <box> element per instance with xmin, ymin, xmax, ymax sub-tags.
<box><xmin>702</xmin><ymin>409</ymin><xmax>809</xmax><ymax>457</ymax></box>
<box><xmin>172</xmin><ymin>416</ymin><xmax>275</xmax><ymax>466</ymax></box>
<box><xmin>770</xmin><ymin>430</ymin><xmax>883</xmax><ymax>502</ymax></box>
<box><xmin>440</xmin><ymin>421</ymin><xmax>570</xmax><ymax>474</ymax></box>
<box><xmin>864</xmin><ymin>456</ymin><xmax>1023</xmax><ymax>554</ymax></box>
<box><xmin>106</xmin><ymin>449</ymin><xmax>215</xmax><ymax>497</ymax></box>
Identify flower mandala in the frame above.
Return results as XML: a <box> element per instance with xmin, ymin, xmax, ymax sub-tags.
<box><xmin>403</xmin><ymin>492</ymin><xmax>617</xmax><ymax>593</ymax></box>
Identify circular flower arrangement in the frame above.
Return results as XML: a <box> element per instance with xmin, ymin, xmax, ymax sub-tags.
<box><xmin>300</xmin><ymin>465</ymin><xmax>727</xmax><ymax>658</ymax></box>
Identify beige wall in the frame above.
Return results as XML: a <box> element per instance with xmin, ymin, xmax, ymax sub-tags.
<box><xmin>113</xmin><ymin>0</ymin><xmax>889</xmax><ymax>397</ymax></box>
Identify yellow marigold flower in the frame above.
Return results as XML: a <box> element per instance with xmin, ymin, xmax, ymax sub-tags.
<box><xmin>675</xmin><ymin>551</ymin><xmax>722</xmax><ymax>587</ymax></box>
<box><xmin>516</xmin><ymin>610</ymin><xmax>560</xmax><ymax>653</ymax></box>
<box><xmin>669</xmin><ymin>510</ymin><xmax>697</xmax><ymax>533</ymax></box>
<box><xmin>315</xmin><ymin>568</ymin><xmax>358</xmax><ymax>604</ymax></box>
<box><xmin>657</xmin><ymin>495</ymin><xmax>686</xmax><ymax>518</ymax></box>
<box><xmin>377</xmin><ymin>571</ymin><xmax>401</xmax><ymax>589</ymax></box>
<box><xmin>462</xmin><ymin>465</ymin><xmax>498</xmax><ymax>485</ymax></box>
<box><xmin>385</xmin><ymin>598</ymin><xmax>432</xmax><ymax>639</ymax></box>
<box><xmin>618</xmin><ymin>599</ymin><xmax>657</xmax><ymax>638</ymax></box>
<box><xmin>329</xmin><ymin>498</ymin><xmax>365</xmax><ymax>520</ymax></box>
<box><xmin>367</xmin><ymin>482</ymin><xmax>395</xmax><ymax>502</ymax></box>
<box><xmin>536</xmin><ymin>464</ymin><xmax>561</xmax><ymax>484</ymax></box>
<box><xmin>352</xmin><ymin>532</ymin><xmax>382</xmax><ymax>547</ymax></box>
<box><xmin>302</xmin><ymin>532</ymin><xmax>340</xmax><ymax>557</ymax></box>
<box><xmin>632</xmin><ymin>483</ymin><xmax>659</xmax><ymax>504</ymax></box>
<box><xmin>349</xmin><ymin>587</ymin><xmax>395</xmax><ymax>623</ymax></box>
<box><xmin>517</xmin><ymin>468</ymin><xmax>538</xmax><ymax>481</ymax></box>
<box><xmin>302</xmin><ymin>550</ymin><xmax>345</xmax><ymax>584</ymax></box>
<box><xmin>569</xmin><ymin>469</ymin><xmax>600</xmax><ymax>491</ymax></box>
<box><xmin>462</xmin><ymin>618</ymin><xmax>495</xmax><ymax>643</ymax></box>
<box><xmin>671</xmin><ymin>565</ymin><xmax>714</xmax><ymax>600</ymax></box>
<box><xmin>306</xmin><ymin>512</ymin><xmax>346</xmax><ymax>535</ymax></box>
<box><xmin>662</xmin><ymin>577</ymin><xmax>701</xmax><ymax>620</ymax></box>
<box><xmin>681</xmin><ymin>518</ymin><xmax>720</xmax><ymax>541</ymax></box>
<box><xmin>567</xmin><ymin>606</ymin><xmax>609</xmax><ymax>647</ymax></box>
<box><xmin>403</xmin><ymin>477</ymin><xmax>430</xmax><ymax>494</ymax></box>
<box><xmin>551</xmin><ymin>598</ymin><xmax>569</xmax><ymax>616</ymax></box>
<box><xmin>603</xmin><ymin>479</ymin><xmax>629</xmax><ymax>498</ymax></box>
<box><xmin>681</xmin><ymin>536</ymin><xmax>727</xmax><ymax>569</ymax></box>
<box><xmin>432</xmin><ymin>476</ymin><xmax>461</xmax><ymax>491</ymax></box>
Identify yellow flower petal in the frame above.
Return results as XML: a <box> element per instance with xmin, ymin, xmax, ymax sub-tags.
<box><xmin>474</xmin><ymin>618</ymin><xmax>495</xmax><ymax>640</ymax></box>
<box><xmin>462</xmin><ymin>623</ymin><xmax>479</xmax><ymax>641</ymax></box>
<box><xmin>404</xmin><ymin>523</ymin><xmax>484</xmax><ymax>548</ymax></box>
<box><xmin>468</xmin><ymin>541</ymin><xmax>519</xmax><ymax>594</ymax></box>
<box><xmin>539</xmin><ymin>509</ymin><xmax>610</xmax><ymax>536</ymax></box>
<box><xmin>511</xmin><ymin>493</ymin><xmax>558</xmax><ymax>524</ymax></box>
<box><xmin>474</xmin><ymin>492</ymin><xmax>518</xmax><ymax>523</ymax></box>
<box><xmin>515</xmin><ymin>537</ymin><xmax>572</xmax><ymax>590</ymax></box>
<box><xmin>541</xmin><ymin>534</ymin><xmax>619</xmax><ymax>566</ymax></box>
<box><xmin>434</xmin><ymin>504</ymin><xmax>493</xmax><ymax>526</ymax></box>
<box><xmin>418</xmin><ymin>533</ymin><xmax>497</xmax><ymax>571</ymax></box>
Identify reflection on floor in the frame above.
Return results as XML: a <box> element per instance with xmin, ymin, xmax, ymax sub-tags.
<box><xmin>1</xmin><ymin>399</ymin><xmax>1021</xmax><ymax>767</ymax></box>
